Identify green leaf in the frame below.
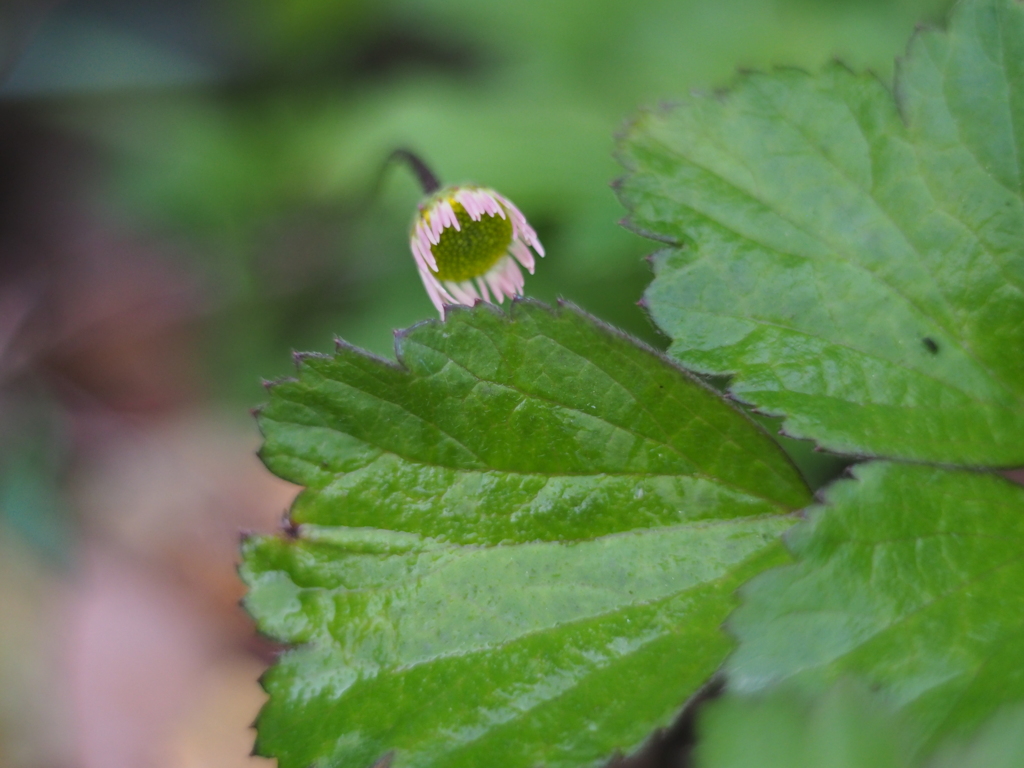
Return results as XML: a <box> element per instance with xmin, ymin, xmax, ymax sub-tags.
<box><xmin>695</xmin><ymin>683</ymin><xmax>914</xmax><ymax>768</ymax></box>
<box><xmin>929</xmin><ymin>703</ymin><xmax>1024</xmax><ymax>768</ymax></box>
<box><xmin>242</xmin><ymin>300</ymin><xmax>810</xmax><ymax>768</ymax></box>
<box><xmin>726</xmin><ymin>461</ymin><xmax>1024</xmax><ymax>747</ymax></box>
<box><xmin>617</xmin><ymin>0</ymin><xmax>1024</xmax><ymax>465</ymax></box>
<box><xmin>694</xmin><ymin>684</ymin><xmax>1024</xmax><ymax>768</ymax></box>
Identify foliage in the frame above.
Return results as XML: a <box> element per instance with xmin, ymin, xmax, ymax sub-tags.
<box><xmin>727</xmin><ymin>462</ymin><xmax>1024</xmax><ymax>746</ymax></box>
<box><xmin>619</xmin><ymin>0</ymin><xmax>1024</xmax><ymax>465</ymax></box>
<box><xmin>243</xmin><ymin>0</ymin><xmax>1024</xmax><ymax>766</ymax></box>
<box><xmin>696</xmin><ymin>685</ymin><xmax>1024</xmax><ymax>768</ymax></box>
<box><xmin>243</xmin><ymin>301</ymin><xmax>806</xmax><ymax>768</ymax></box>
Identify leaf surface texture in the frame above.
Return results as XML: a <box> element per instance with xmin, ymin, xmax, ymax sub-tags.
<box><xmin>243</xmin><ymin>301</ymin><xmax>810</xmax><ymax>768</ymax></box>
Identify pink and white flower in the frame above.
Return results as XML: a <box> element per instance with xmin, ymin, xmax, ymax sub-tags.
<box><xmin>409</xmin><ymin>185</ymin><xmax>545</xmax><ymax>317</ymax></box>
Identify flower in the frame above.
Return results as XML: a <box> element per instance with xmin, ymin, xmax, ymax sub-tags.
<box><xmin>409</xmin><ymin>185</ymin><xmax>545</xmax><ymax>316</ymax></box>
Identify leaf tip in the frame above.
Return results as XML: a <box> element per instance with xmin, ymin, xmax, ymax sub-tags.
<box><xmin>440</xmin><ymin>301</ymin><xmax>465</xmax><ymax>319</ymax></box>
<box><xmin>291</xmin><ymin>350</ymin><xmax>325</xmax><ymax>370</ymax></box>
<box><xmin>612</xmin><ymin>109</ymin><xmax>646</xmax><ymax>147</ymax></box>
<box><xmin>281</xmin><ymin>512</ymin><xmax>300</xmax><ymax>538</ymax></box>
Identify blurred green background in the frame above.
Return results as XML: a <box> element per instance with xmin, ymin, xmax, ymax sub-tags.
<box><xmin>0</xmin><ymin>0</ymin><xmax>950</xmax><ymax>766</ymax></box>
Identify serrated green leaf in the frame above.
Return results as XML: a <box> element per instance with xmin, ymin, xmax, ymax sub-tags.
<box><xmin>618</xmin><ymin>0</ymin><xmax>1024</xmax><ymax>465</ymax></box>
<box><xmin>242</xmin><ymin>300</ymin><xmax>810</xmax><ymax>768</ymax></box>
<box><xmin>694</xmin><ymin>685</ymin><xmax>1024</xmax><ymax>768</ymax></box>
<box><xmin>726</xmin><ymin>461</ymin><xmax>1024</xmax><ymax>747</ymax></box>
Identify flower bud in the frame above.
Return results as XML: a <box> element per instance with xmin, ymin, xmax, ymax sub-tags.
<box><xmin>409</xmin><ymin>185</ymin><xmax>545</xmax><ymax>316</ymax></box>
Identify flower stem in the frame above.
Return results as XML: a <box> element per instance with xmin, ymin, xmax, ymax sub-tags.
<box><xmin>389</xmin><ymin>149</ymin><xmax>441</xmax><ymax>195</ymax></box>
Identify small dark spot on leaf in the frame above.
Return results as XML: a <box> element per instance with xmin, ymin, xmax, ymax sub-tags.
<box><xmin>922</xmin><ymin>337</ymin><xmax>939</xmax><ymax>354</ymax></box>
<box><xmin>1002</xmin><ymin>469</ymin><xmax>1024</xmax><ymax>488</ymax></box>
<box><xmin>281</xmin><ymin>513</ymin><xmax>300</xmax><ymax>538</ymax></box>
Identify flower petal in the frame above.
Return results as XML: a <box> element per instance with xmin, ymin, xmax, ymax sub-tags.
<box><xmin>441</xmin><ymin>200</ymin><xmax>460</xmax><ymax>231</ymax></box>
<box><xmin>484</xmin><ymin>256</ymin><xmax>525</xmax><ymax>303</ymax></box>
<box><xmin>418</xmin><ymin>266</ymin><xmax>453</xmax><ymax>315</ymax></box>
<box><xmin>455</xmin><ymin>190</ymin><xmax>481</xmax><ymax>221</ymax></box>
<box><xmin>475</xmin><ymin>277</ymin><xmax>492</xmax><ymax>304</ymax></box>
<box><xmin>445</xmin><ymin>280</ymin><xmax>479</xmax><ymax>306</ymax></box>
<box><xmin>481</xmin><ymin>190</ymin><xmax>505</xmax><ymax>219</ymax></box>
<box><xmin>414</xmin><ymin>228</ymin><xmax>438</xmax><ymax>272</ymax></box>
<box><xmin>510</xmin><ymin>239</ymin><xmax>535</xmax><ymax>274</ymax></box>
<box><xmin>494</xmin><ymin>192</ymin><xmax>544</xmax><ymax>256</ymax></box>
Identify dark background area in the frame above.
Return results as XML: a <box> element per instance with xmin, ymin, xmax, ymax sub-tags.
<box><xmin>0</xmin><ymin>0</ymin><xmax>950</xmax><ymax>765</ymax></box>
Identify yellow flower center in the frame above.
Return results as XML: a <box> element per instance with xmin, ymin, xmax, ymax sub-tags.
<box><xmin>428</xmin><ymin>199</ymin><xmax>513</xmax><ymax>282</ymax></box>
